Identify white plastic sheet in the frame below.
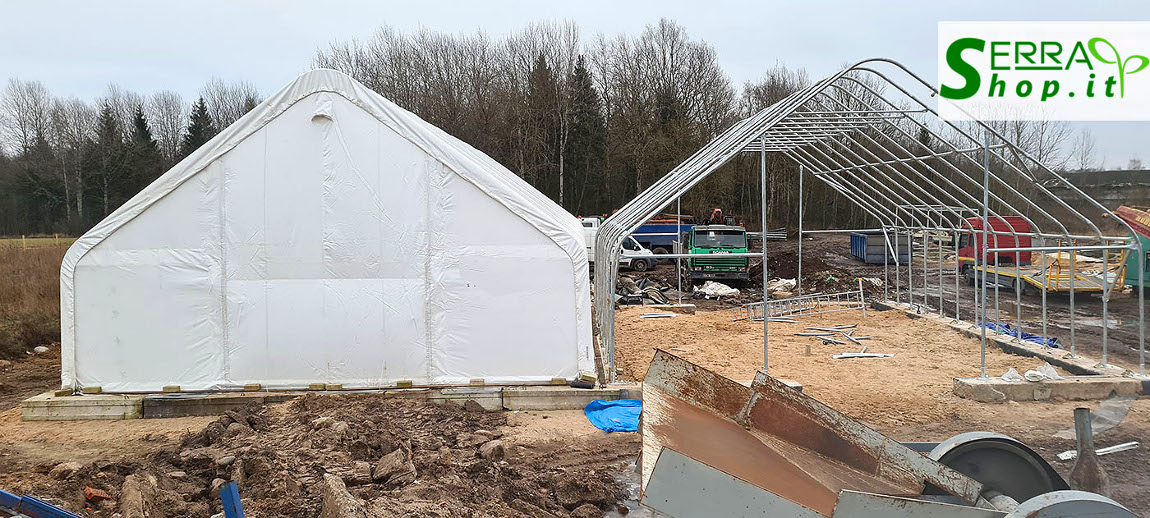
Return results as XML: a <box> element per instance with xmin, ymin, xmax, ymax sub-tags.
<box><xmin>60</xmin><ymin>69</ymin><xmax>593</xmax><ymax>392</ymax></box>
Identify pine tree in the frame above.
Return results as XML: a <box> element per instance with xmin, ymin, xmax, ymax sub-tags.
<box><xmin>84</xmin><ymin>102</ymin><xmax>128</xmax><ymax>217</ymax></box>
<box><xmin>128</xmin><ymin>106</ymin><xmax>163</xmax><ymax>189</ymax></box>
<box><xmin>179</xmin><ymin>97</ymin><xmax>216</xmax><ymax>160</ymax></box>
<box><xmin>524</xmin><ymin>53</ymin><xmax>561</xmax><ymax>197</ymax></box>
<box><xmin>564</xmin><ymin>55</ymin><xmax>606</xmax><ymax>215</ymax></box>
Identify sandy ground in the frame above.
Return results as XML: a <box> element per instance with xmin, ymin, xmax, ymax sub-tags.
<box><xmin>615</xmin><ymin>304</ymin><xmax>1150</xmax><ymax>513</ymax></box>
<box><xmin>615</xmin><ymin>304</ymin><xmax>1079</xmax><ymax>427</ymax></box>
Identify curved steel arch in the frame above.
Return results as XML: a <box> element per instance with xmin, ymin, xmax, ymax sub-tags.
<box><xmin>593</xmin><ymin>58</ymin><xmax>1145</xmax><ymax>383</ymax></box>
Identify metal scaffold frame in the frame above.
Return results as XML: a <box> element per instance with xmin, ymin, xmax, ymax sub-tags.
<box><xmin>593</xmin><ymin>58</ymin><xmax>1146</xmax><ymax>383</ymax></box>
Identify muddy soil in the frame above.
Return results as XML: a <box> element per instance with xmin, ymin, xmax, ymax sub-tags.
<box><xmin>0</xmin><ymin>348</ymin><xmax>59</xmax><ymax>411</ymax></box>
<box><xmin>0</xmin><ymin>388</ymin><xmax>639</xmax><ymax>518</ymax></box>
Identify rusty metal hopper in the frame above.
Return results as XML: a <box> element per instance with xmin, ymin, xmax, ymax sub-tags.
<box><xmin>639</xmin><ymin>350</ymin><xmax>988</xmax><ymax>517</ymax></box>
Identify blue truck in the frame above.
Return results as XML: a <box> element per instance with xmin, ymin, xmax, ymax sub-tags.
<box><xmin>632</xmin><ymin>221</ymin><xmax>693</xmax><ymax>255</ymax></box>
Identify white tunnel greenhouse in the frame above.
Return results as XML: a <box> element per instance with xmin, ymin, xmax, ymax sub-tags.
<box><xmin>59</xmin><ymin>69</ymin><xmax>593</xmax><ymax>393</ymax></box>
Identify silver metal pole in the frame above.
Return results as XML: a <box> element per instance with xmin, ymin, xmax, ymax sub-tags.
<box><xmin>1041</xmin><ymin>245</ymin><xmax>1048</xmax><ymax>349</ymax></box>
<box><xmin>895</xmin><ymin>227</ymin><xmax>902</xmax><ymax>304</ymax></box>
<box><xmin>761</xmin><ymin>136</ymin><xmax>769</xmax><ymax>373</ymax></box>
<box><xmin>1070</xmin><ymin>242</ymin><xmax>1077</xmax><ymax>357</ymax></box>
<box><xmin>798</xmin><ymin>165</ymin><xmax>804</xmax><ymax>296</ymax></box>
<box><xmin>1014</xmin><ymin>243</ymin><xmax>1022</xmax><ymax>342</ymax></box>
<box><xmin>954</xmin><ymin>228</ymin><xmax>960</xmax><ymax>322</ymax></box>
<box><xmin>980</xmin><ymin>131</ymin><xmax>990</xmax><ymax>378</ymax></box>
<box><xmin>677</xmin><ymin>197</ymin><xmax>682</xmax><ymax>305</ymax></box>
<box><xmin>922</xmin><ymin>225</ymin><xmax>928</xmax><ymax>308</ymax></box>
<box><xmin>938</xmin><ymin>219</ymin><xmax>944</xmax><ymax>317</ymax></box>
<box><xmin>1139</xmin><ymin>237</ymin><xmax>1146</xmax><ymax>375</ymax></box>
<box><xmin>990</xmin><ymin>218</ymin><xmax>1000</xmax><ymax>334</ymax></box>
<box><xmin>884</xmin><ymin>227</ymin><xmax>890</xmax><ymax>301</ymax></box>
<box><xmin>1102</xmin><ymin>241</ymin><xmax>1110</xmax><ymax>366</ymax></box>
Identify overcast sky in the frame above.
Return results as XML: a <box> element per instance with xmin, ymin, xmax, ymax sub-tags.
<box><xmin>3</xmin><ymin>0</ymin><xmax>1147</xmax><ymax>167</ymax></box>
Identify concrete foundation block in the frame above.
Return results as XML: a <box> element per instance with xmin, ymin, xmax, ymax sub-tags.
<box><xmin>23</xmin><ymin>384</ymin><xmax>643</xmax><ymax>421</ymax></box>
<box><xmin>435</xmin><ymin>387</ymin><xmax>503</xmax><ymax>411</ymax></box>
<box><xmin>22</xmin><ymin>391</ymin><xmax>144</xmax><ymax>420</ymax></box>
<box><xmin>501</xmin><ymin>384</ymin><xmax>640</xmax><ymax>411</ymax></box>
<box><xmin>142</xmin><ymin>393</ymin><xmax>297</xmax><ymax>418</ymax></box>
<box><xmin>954</xmin><ymin>376</ymin><xmax>1142</xmax><ymax>403</ymax></box>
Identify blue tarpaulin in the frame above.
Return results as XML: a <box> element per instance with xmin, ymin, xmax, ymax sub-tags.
<box><xmin>981</xmin><ymin>322</ymin><xmax>1061</xmax><ymax>348</ymax></box>
<box><xmin>584</xmin><ymin>399</ymin><xmax>642</xmax><ymax>432</ymax></box>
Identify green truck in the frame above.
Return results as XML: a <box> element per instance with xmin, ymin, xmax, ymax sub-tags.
<box><xmin>683</xmin><ymin>224</ymin><xmax>750</xmax><ymax>283</ymax></box>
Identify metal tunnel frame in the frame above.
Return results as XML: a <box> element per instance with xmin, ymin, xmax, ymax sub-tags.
<box><xmin>593</xmin><ymin>58</ymin><xmax>1146</xmax><ymax>383</ymax></box>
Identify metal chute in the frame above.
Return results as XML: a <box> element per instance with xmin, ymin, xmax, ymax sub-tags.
<box><xmin>639</xmin><ymin>350</ymin><xmax>1135</xmax><ymax>517</ymax></box>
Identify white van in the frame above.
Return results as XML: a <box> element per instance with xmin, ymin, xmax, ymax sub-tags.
<box><xmin>581</xmin><ymin>217</ymin><xmax>656</xmax><ymax>272</ymax></box>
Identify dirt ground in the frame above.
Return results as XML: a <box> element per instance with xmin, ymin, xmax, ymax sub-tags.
<box><xmin>615</xmin><ymin>304</ymin><xmax>1150</xmax><ymax>514</ymax></box>
<box><xmin>1</xmin><ymin>231</ymin><xmax>1147</xmax><ymax>515</ymax></box>
<box><xmin>0</xmin><ymin>347</ymin><xmax>640</xmax><ymax>518</ymax></box>
<box><xmin>0</xmin><ymin>348</ymin><xmax>60</xmax><ymax>411</ymax></box>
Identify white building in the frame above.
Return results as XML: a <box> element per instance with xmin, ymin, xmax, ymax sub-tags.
<box><xmin>60</xmin><ymin>70</ymin><xmax>593</xmax><ymax>393</ymax></box>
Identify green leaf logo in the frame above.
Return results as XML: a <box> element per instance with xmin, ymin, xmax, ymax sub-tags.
<box><xmin>1088</xmin><ymin>37</ymin><xmax>1149</xmax><ymax>97</ymax></box>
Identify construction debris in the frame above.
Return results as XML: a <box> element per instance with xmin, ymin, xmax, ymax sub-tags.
<box><xmin>832</xmin><ymin>352</ymin><xmax>894</xmax><ymax>359</ymax></box>
<box><xmin>693</xmin><ymin>281</ymin><xmax>739</xmax><ymax>299</ymax></box>
<box><xmin>1057</xmin><ymin>441</ymin><xmax>1140</xmax><ymax>462</ymax></box>
<box><xmin>639</xmin><ymin>313</ymin><xmax>678</xmax><ymax>319</ymax></box>
<box><xmin>8</xmin><ymin>395</ymin><xmax>631</xmax><ymax>517</ymax></box>
<box><xmin>617</xmin><ymin>275</ymin><xmax>674</xmax><ymax>305</ymax></box>
<box><xmin>1055</xmin><ymin>394</ymin><xmax>1137</xmax><ymax>439</ymax></box>
<box><xmin>1024</xmin><ymin>362</ymin><xmax>1064</xmax><ymax>382</ymax></box>
<box><xmin>765</xmin><ymin>278</ymin><xmax>796</xmax><ymax>294</ymax></box>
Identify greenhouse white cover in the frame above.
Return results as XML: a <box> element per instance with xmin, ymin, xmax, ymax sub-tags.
<box><xmin>60</xmin><ymin>69</ymin><xmax>593</xmax><ymax>393</ymax></box>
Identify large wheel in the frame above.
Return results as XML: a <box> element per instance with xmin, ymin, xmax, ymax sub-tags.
<box><xmin>1005</xmin><ymin>491</ymin><xmax>1136</xmax><ymax>517</ymax></box>
<box><xmin>926</xmin><ymin>432</ymin><xmax>1067</xmax><ymax>503</ymax></box>
<box><xmin>652</xmin><ymin>247</ymin><xmax>670</xmax><ymax>265</ymax></box>
<box><xmin>964</xmin><ymin>268</ymin><xmax>978</xmax><ymax>286</ymax></box>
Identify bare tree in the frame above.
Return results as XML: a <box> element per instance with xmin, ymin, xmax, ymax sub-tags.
<box><xmin>1069</xmin><ymin>128</ymin><xmax>1097</xmax><ymax>172</ymax></box>
<box><xmin>0</xmin><ymin>78</ymin><xmax>52</xmax><ymax>154</ymax></box>
<box><xmin>101</xmin><ymin>84</ymin><xmax>146</xmax><ymax>138</ymax></box>
<box><xmin>200</xmin><ymin>78</ymin><xmax>260</xmax><ymax>128</ymax></box>
<box><xmin>1129</xmin><ymin>156</ymin><xmax>1144</xmax><ymax>170</ymax></box>
<box><xmin>49</xmin><ymin>97</ymin><xmax>96</xmax><ymax>227</ymax></box>
<box><xmin>147</xmin><ymin>90</ymin><xmax>187</xmax><ymax>164</ymax></box>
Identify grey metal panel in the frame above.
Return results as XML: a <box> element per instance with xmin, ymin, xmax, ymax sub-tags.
<box><xmin>641</xmin><ymin>447</ymin><xmax>825</xmax><ymax>518</ymax></box>
<box><xmin>833</xmin><ymin>491</ymin><xmax>1005</xmax><ymax>518</ymax></box>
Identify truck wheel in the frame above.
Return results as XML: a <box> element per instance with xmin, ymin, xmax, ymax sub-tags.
<box><xmin>633</xmin><ymin>259</ymin><xmax>650</xmax><ymax>272</ymax></box>
<box><xmin>652</xmin><ymin>247</ymin><xmax>669</xmax><ymax>265</ymax></box>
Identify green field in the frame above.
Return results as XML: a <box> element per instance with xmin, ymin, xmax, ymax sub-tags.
<box><xmin>0</xmin><ymin>236</ymin><xmax>76</xmax><ymax>249</ymax></box>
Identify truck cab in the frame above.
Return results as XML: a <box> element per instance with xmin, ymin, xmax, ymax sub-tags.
<box><xmin>956</xmin><ymin>216</ymin><xmax>1032</xmax><ymax>271</ymax></box>
<box><xmin>684</xmin><ymin>225</ymin><xmax>749</xmax><ymax>282</ymax></box>
<box><xmin>581</xmin><ymin>217</ymin><xmax>657</xmax><ymax>272</ymax></box>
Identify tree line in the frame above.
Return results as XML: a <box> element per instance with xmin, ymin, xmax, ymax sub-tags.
<box><xmin>0</xmin><ymin>78</ymin><xmax>259</xmax><ymax>235</ymax></box>
<box><xmin>0</xmin><ymin>18</ymin><xmax>1094</xmax><ymax>237</ymax></box>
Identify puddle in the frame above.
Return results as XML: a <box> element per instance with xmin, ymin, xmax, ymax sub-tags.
<box><xmin>607</xmin><ymin>457</ymin><xmax>661</xmax><ymax>517</ymax></box>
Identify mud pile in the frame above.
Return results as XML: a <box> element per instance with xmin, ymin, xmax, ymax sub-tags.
<box><xmin>36</xmin><ymin>395</ymin><xmax>626</xmax><ymax>517</ymax></box>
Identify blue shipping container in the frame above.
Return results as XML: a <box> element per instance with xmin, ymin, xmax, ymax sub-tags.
<box><xmin>850</xmin><ymin>232</ymin><xmax>910</xmax><ymax>265</ymax></box>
